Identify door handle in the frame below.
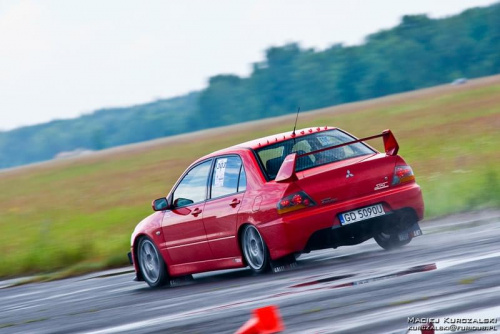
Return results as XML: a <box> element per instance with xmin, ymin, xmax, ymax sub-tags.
<box><xmin>229</xmin><ymin>199</ymin><xmax>241</xmax><ymax>207</ymax></box>
<box><xmin>191</xmin><ymin>208</ymin><xmax>202</xmax><ymax>216</ymax></box>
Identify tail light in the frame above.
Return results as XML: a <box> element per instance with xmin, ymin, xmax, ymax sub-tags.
<box><xmin>277</xmin><ymin>191</ymin><xmax>316</xmax><ymax>214</ymax></box>
<box><xmin>392</xmin><ymin>165</ymin><xmax>415</xmax><ymax>185</ymax></box>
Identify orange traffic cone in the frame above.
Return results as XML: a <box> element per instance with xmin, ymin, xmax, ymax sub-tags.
<box><xmin>235</xmin><ymin>305</ymin><xmax>285</xmax><ymax>334</ymax></box>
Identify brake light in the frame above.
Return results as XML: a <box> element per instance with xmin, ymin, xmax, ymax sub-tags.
<box><xmin>277</xmin><ymin>191</ymin><xmax>316</xmax><ymax>214</ymax></box>
<box><xmin>392</xmin><ymin>165</ymin><xmax>415</xmax><ymax>185</ymax></box>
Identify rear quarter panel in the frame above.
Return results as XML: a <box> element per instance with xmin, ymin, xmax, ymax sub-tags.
<box><xmin>234</xmin><ymin>150</ymin><xmax>292</xmax><ymax>254</ymax></box>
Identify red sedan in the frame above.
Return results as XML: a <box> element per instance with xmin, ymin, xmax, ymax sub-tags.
<box><xmin>129</xmin><ymin>126</ymin><xmax>424</xmax><ymax>287</ymax></box>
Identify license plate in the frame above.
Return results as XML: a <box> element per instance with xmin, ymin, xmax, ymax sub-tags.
<box><xmin>339</xmin><ymin>204</ymin><xmax>385</xmax><ymax>225</ymax></box>
<box><xmin>398</xmin><ymin>223</ymin><xmax>422</xmax><ymax>241</ymax></box>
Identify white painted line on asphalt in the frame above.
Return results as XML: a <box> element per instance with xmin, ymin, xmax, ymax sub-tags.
<box><xmin>77</xmin><ymin>295</ymin><xmax>266</xmax><ymax>334</ymax></box>
<box><xmin>1</xmin><ymin>289</ymin><xmax>46</xmax><ymax>300</ymax></box>
<box><xmin>436</xmin><ymin>251</ymin><xmax>500</xmax><ymax>270</ymax></box>
<box><xmin>78</xmin><ymin>308</ymin><xmax>223</xmax><ymax>334</ymax></box>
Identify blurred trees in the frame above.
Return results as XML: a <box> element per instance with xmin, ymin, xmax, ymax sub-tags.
<box><xmin>197</xmin><ymin>4</ymin><xmax>499</xmax><ymax>125</ymax></box>
<box><xmin>1</xmin><ymin>4</ymin><xmax>499</xmax><ymax>169</ymax></box>
<box><xmin>0</xmin><ymin>93</ymin><xmax>201</xmax><ymax>168</ymax></box>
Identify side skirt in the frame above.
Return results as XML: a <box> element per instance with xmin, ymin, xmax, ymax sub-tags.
<box><xmin>168</xmin><ymin>256</ymin><xmax>245</xmax><ymax>277</ymax></box>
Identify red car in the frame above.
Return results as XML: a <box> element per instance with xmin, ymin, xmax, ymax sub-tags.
<box><xmin>129</xmin><ymin>126</ymin><xmax>424</xmax><ymax>287</ymax></box>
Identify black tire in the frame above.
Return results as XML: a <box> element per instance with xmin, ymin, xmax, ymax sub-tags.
<box><xmin>241</xmin><ymin>225</ymin><xmax>271</xmax><ymax>274</ymax></box>
<box><xmin>374</xmin><ymin>210</ymin><xmax>416</xmax><ymax>250</ymax></box>
<box><xmin>374</xmin><ymin>231</ymin><xmax>411</xmax><ymax>250</ymax></box>
<box><xmin>137</xmin><ymin>237</ymin><xmax>169</xmax><ymax>288</ymax></box>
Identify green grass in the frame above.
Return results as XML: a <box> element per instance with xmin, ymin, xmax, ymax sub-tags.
<box><xmin>0</xmin><ymin>77</ymin><xmax>499</xmax><ymax>279</ymax></box>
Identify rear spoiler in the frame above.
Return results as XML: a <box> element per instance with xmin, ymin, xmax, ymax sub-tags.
<box><xmin>275</xmin><ymin>129</ymin><xmax>399</xmax><ymax>182</ymax></box>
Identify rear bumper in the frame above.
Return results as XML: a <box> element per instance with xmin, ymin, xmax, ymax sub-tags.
<box><xmin>305</xmin><ymin>210</ymin><xmax>421</xmax><ymax>251</ymax></box>
<box><xmin>259</xmin><ymin>183</ymin><xmax>424</xmax><ymax>259</ymax></box>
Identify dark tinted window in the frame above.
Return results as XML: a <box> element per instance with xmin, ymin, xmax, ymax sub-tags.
<box><xmin>256</xmin><ymin>130</ymin><xmax>374</xmax><ymax>180</ymax></box>
<box><xmin>211</xmin><ymin>156</ymin><xmax>243</xmax><ymax>198</ymax></box>
<box><xmin>173</xmin><ymin>160</ymin><xmax>211</xmax><ymax>206</ymax></box>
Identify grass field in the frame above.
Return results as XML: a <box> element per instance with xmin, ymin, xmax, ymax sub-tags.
<box><xmin>1</xmin><ymin>75</ymin><xmax>499</xmax><ymax>279</ymax></box>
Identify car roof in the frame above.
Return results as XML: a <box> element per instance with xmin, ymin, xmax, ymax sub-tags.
<box><xmin>233</xmin><ymin>126</ymin><xmax>336</xmax><ymax>150</ymax></box>
<box><xmin>195</xmin><ymin>126</ymin><xmax>337</xmax><ymax>163</ymax></box>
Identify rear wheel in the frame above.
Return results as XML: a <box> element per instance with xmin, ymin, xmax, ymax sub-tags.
<box><xmin>241</xmin><ymin>225</ymin><xmax>271</xmax><ymax>274</ymax></box>
<box><xmin>374</xmin><ymin>231</ymin><xmax>411</xmax><ymax>250</ymax></box>
<box><xmin>374</xmin><ymin>210</ymin><xmax>415</xmax><ymax>250</ymax></box>
<box><xmin>138</xmin><ymin>237</ymin><xmax>169</xmax><ymax>288</ymax></box>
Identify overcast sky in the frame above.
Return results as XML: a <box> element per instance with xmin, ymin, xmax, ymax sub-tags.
<box><xmin>0</xmin><ymin>0</ymin><xmax>497</xmax><ymax>131</ymax></box>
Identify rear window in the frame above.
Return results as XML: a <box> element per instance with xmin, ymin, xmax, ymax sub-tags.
<box><xmin>255</xmin><ymin>129</ymin><xmax>375</xmax><ymax>180</ymax></box>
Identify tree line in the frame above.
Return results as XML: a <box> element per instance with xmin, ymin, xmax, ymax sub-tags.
<box><xmin>1</xmin><ymin>3</ymin><xmax>499</xmax><ymax>169</ymax></box>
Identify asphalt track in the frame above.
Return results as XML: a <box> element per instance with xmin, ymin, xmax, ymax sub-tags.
<box><xmin>1</xmin><ymin>210</ymin><xmax>500</xmax><ymax>334</ymax></box>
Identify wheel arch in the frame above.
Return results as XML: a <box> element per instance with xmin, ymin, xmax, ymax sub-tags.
<box><xmin>132</xmin><ymin>234</ymin><xmax>147</xmax><ymax>281</ymax></box>
<box><xmin>133</xmin><ymin>233</ymin><xmax>172</xmax><ymax>281</ymax></box>
<box><xmin>237</xmin><ymin>223</ymin><xmax>253</xmax><ymax>265</ymax></box>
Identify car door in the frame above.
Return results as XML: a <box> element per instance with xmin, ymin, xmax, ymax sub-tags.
<box><xmin>162</xmin><ymin>160</ymin><xmax>213</xmax><ymax>265</ymax></box>
<box><xmin>202</xmin><ymin>155</ymin><xmax>247</xmax><ymax>259</ymax></box>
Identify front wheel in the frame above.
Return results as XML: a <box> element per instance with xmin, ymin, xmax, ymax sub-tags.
<box><xmin>241</xmin><ymin>225</ymin><xmax>271</xmax><ymax>274</ymax></box>
<box><xmin>138</xmin><ymin>237</ymin><xmax>169</xmax><ymax>288</ymax></box>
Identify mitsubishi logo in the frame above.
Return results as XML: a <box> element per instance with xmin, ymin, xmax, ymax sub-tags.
<box><xmin>346</xmin><ymin>170</ymin><xmax>354</xmax><ymax>178</ymax></box>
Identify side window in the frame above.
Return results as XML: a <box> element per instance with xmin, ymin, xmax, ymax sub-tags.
<box><xmin>173</xmin><ymin>160</ymin><xmax>212</xmax><ymax>207</ymax></box>
<box><xmin>211</xmin><ymin>156</ymin><xmax>242</xmax><ymax>198</ymax></box>
<box><xmin>238</xmin><ymin>165</ymin><xmax>247</xmax><ymax>192</ymax></box>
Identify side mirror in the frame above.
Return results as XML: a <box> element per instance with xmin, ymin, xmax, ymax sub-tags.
<box><xmin>152</xmin><ymin>198</ymin><xmax>169</xmax><ymax>211</ymax></box>
<box><xmin>173</xmin><ymin>198</ymin><xmax>194</xmax><ymax>207</ymax></box>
